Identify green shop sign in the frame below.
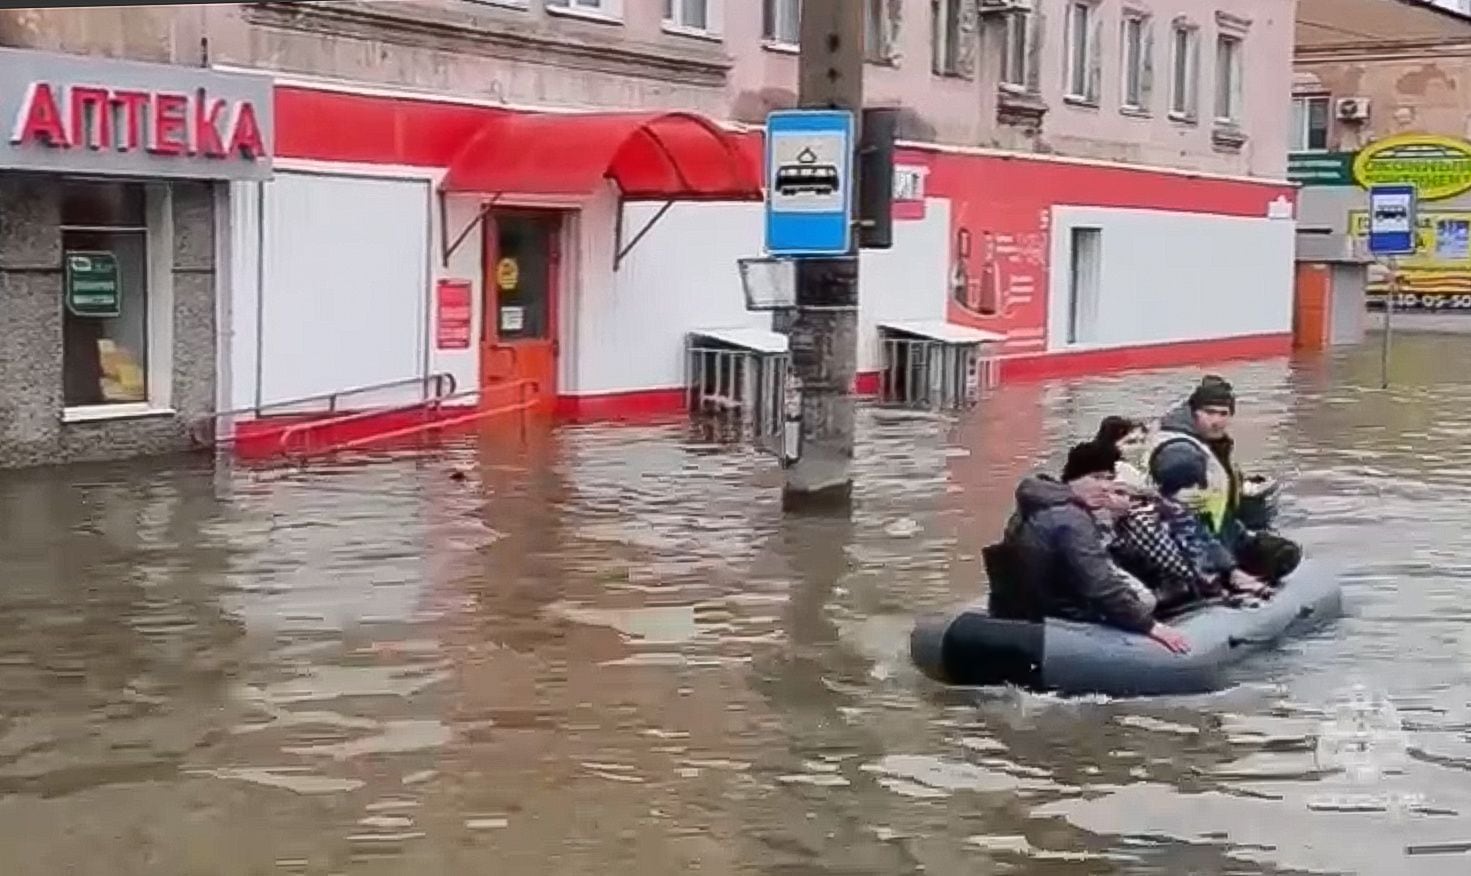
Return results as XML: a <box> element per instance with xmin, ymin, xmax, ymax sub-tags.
<box><xmin>1288</xmin><ymin>151</ymin><xmax>1356</xmax><ymax>186</ymax></box>
<box><xmin>64</xmin><ymin>251</ymin><xmax>120</xmax><ymax>318</ymax></box>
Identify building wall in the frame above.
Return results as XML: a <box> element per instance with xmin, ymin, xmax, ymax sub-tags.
<box><xmin>1045</xmin><ymin>205</ymin><xmax>1294</xmax><ymax>351</ymax></box>
<box><xmin>1</xmin><ymin>0</ymin><xmax>1292</xmax><ymax>179</ymax></box>
<box><xmin>0</xmin><ymin>176</ymin><xmax>217</xmax><ymax>468</ymax></box>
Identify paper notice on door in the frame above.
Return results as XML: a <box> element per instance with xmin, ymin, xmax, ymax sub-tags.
<box><xmin>500</xmin><ymin>306</ymin><xmax>525</xmax><ymax>332</ymax></box>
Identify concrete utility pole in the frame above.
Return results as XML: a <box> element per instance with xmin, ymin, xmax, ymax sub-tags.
<box><xmin>782</xmin><ymin>0</ymin><xmax>863</xmax><ymax>513</ymax></box>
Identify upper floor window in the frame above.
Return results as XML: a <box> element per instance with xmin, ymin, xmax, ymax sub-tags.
<box><xmin>1291</xmin><ymin>95</ymin><xmax>1330</xmax><ymax>151</ymax></box>
<box><xmin>933</xmin><ymin>0</ymin><xmax>977</xmax><ymax>77</ymax></box>
<box><xmin>1169</xmin><ymin>22</ymin><xmax>1199</xmax><ymax>119</ymax></box>
<box><xmin>1214</xmin><ymin>33</ymin><xmax>1243</xmax><ymax>124</ymax></box>
<box><xmin>1000</xmin><ymin>0</ymin><xmax>1033</xmax><ymax>90</ymax></box>
<box><xmin>1065</xmin><ymin>1</ymin><xmax>1100</xmax><ymax>103</ymax></box>
<box><xmin>866</xmin><ymin>0</ymin><xmax>897</xmax><ymax>64</ymax></box>
<box><xmin>763</xmin><ymin>0</ymin><xmax>799</xmax><ymax>45</ymax></box>
<box><xmin>664</xmin><ymin>0</ymin><xmax>719</xmax><ymax>34</ymax></box>
<box><xmin>1120</xmin><ymin>12</ymin><xmax>1151</xmax><ymax>111</ymax></box>
<box><xmin>546</xmin><ymin>0</ymin><xmax>621</xmax><ymax>21</ymax></box>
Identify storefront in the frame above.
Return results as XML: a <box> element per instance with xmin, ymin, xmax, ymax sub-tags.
<box><xmin>216</xmin><ymin>73</ymin><xmax>1294</xmax><ymax>454</ymax></box>
<box><xmin>1294</xmin><ymin>133</ymin><xmax>1471</xmax><ymax>338</ymax></box>
<box><xmin>0</xmin><ymin>46</ymin><xmax>272</xmax><ymax>468</ymax></box>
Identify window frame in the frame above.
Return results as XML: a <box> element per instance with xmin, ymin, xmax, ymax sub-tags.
<box><xmin>1064</xmin><ymin>0</ymin><xmax>1097</xmax><ymax>103</ymax></box>
<box><xmin>1291</xmin><ymin>94</ymin><xmax>1331</xmax><ymax>152</ymax></box>
<box><xmin>932</xmin><ymin>0</ymin><xmax>966</xmax><ymax>77</ymax></box>
<box><xmin>762</xmin><ymin>0</ymin><xmax>800</xmax><ymax>48</ymax></box>
<box><xmin>663</xmin><ymin>0</ymin><xmax>721</xmax><ymax>38</ymax></box>
<box><xmin>545</xmin><ymin>0</ymin><xmax>623</xmax><ymax>25</ymax></box>
<box><xmin>1168</xmin><ymin>21</ymin><xmax>1199</xmax><ymax>121</ymax></box>
<box><xmin>1213</xmin><ymin>31</ymin><xmax>1244</xmax><ymax>125</ymax></box>
<box><xmin>999</xmin><ymin>0</ymin><xmax>1033</xmax><ymax>91</ymax></box>
<box><xmin>1120</xmin><ymin>12</ymin><xmax>1150</xmax><ymax>111</ymax></box>
<box><xmin>60</xmin><ymin>182</ymin><xmax>175</xmax><ymax>423</ymax></box>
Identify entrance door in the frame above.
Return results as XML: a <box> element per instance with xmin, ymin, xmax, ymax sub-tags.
<box><xmin>482</xmin><ymin>212</ymin><xmax>561</xmax><ymax>415</ymax></box>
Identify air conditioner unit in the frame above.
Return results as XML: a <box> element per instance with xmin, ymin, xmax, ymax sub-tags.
<box><xmin>1336</xmin><ymin>97</ymin><xmax>1370</xmax><ymax>121</ymax></box>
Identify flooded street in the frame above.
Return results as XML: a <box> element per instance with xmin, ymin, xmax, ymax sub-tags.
<box><xmin>4</xmin><ymin>335</ymin><xmax>1471</xmax><ymax>875</ymax></box>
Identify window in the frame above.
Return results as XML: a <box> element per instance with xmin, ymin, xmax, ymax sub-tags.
<box><xmin>1169</xmin><ymin>23</ymin><xmax>1199</xmax><ymax>118</ymax></box>
<box><xmin>546</xmin><ymin>0</ymin><xmax>620</xmax><ymax>20</ymax></box>
<box><xmin>1066</xmin><ymin>227</ymin><xmax>1102</xmax><ymax>345</ymax></box>
<box><xmin>1000</xmin><ymin>0</ymin><xmax>1032</xmax><ymax>89</ymax></box>
<box><xmin>1291</xmin><ymin>95</ymin><xmax>1330</xmax><ymax>151</ymax></box>
<box><xmin>933</xmin><ymin>0</ymin><xmax>965</xmax><ymax>76</ymax></box>
<box><xmin>1214</xmin><ymin>33</ymin><xmax>1243</xmax><ymax>123</ymax></box>
<box><xmin>1065</xmin><ymin>1</ymin><xmax>1097</xmax><ymax>102</ymax></box>
<box><xmin>664</xmin><ymin>0</ymin><xmax>716</xmax><ymax>33</ymax></box>
<box><xmin>60</xmin><ymin>182</ymin><xmax>151</xmax><ymax>410</ymax></box>
<box><xmin>763</xmin><ymin>0</ymin><xmax>799</xmax><ymax>44</ymax></box>
<box><xmin>865</xmin><ymin>0</ymin><xmax>892</xmax><ymax>63</ymax></box>
<box><xmin>1121</xmin><ymin>13</ymin><xmax>1149</xmax><ymax>110</ymax></box>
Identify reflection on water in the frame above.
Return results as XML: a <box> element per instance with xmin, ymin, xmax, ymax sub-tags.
<box><xmin>3</xmin><ymin>336</ymin><xmax>1471</xmax><ymax>874</ymax></box>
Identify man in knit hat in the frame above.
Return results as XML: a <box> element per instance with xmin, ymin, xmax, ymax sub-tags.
<box><xmin>1147</xmin><ymin>375</ymin><xmax>1301</xmax><ymax>582</ymax></box>
<box><xmin>992</xmin><ymin>441</ymin><xmax>1191</xmax><ymax>654</ymax></box>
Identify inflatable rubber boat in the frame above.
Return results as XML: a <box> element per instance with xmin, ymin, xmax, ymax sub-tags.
<box><xmin>910</xmin><ymin>558</ymin><xmax>1343</xmax><ymax>697</ymax></box>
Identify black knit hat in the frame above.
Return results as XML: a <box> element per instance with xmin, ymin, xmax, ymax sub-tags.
<box><xmin>1061</xmin><ymin>441</ymin><xmax>1120</xmax><ymax>483</ymax></box>
<box><xmin>1188</xmin><ymin>374</ymin><xmax>1236</xmax><ymax>413</ymax></box>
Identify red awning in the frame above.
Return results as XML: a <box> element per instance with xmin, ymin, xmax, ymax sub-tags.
<box><xmin>441</xmin><ymin>110</ymin><xmax>762</xmax><ymax>202</ymax></box>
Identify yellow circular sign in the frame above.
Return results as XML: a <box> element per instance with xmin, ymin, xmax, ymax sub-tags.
<box><xmin>1352</xmin><ymin>133</ymin><xmax>1471</xmax><ymax>201</ymax></box>
<box><xmin>495</xmin><ymin>257</ymin><xmax>519</xmax><ymax>291</ymax></box>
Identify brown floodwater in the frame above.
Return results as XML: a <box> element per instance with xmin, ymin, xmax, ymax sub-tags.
<box><xmin>2</xmin><ymin>335</ymin><xmax>1470</xmax><ymax>875</ymax></box>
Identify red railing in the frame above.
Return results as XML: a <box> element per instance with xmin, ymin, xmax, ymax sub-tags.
<box><xmin>278</xmin><ymin>380</ymin><xmax>538</xmax><ymax>463</ymax></box>
<box><xmin>191</xmin><ymin>372</ymin><xmax>459</xmax><ymax>449</ymax></box>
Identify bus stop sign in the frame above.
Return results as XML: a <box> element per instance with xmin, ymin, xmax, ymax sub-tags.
<box><xmin>764</xmin><ymin>109</ymin><xmax>855</xmax><ymax>258</ymax></box>
<box><xmin>1367</xmin><ymin>184</ymin><xmax>1418</xmax><ymax>256</ymax></box>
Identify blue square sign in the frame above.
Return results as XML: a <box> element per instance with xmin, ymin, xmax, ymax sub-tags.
<box><xmin>1367</xmin><ymin>184</ymin><xmax>1418</xmax><ymax>256</ymax></box>
<box><xmin>764</xmin><ymin>109</ymin><xmax>855</xmax><ymax>257</ymax></box>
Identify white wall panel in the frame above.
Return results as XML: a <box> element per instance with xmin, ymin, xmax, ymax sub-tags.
<box><xmin>1046</xmin><ymin>206</ymin><xmax>1294</xmax><ymax>352</ymax></box>
<box><xmin>569</xmin><ymin>198</ymin><xmax>952</xmax><ymax>397</ymax></box>
<box><xmin>255</xmin><ymin>172</ymin><xmax>431</xmax><ymax>410</ymax></box>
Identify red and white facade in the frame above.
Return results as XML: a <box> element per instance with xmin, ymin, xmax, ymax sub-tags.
<box><xmin>218</xmin><ymin>74</ymin><xmax>1296</xmax><ymax>438</ymax></box>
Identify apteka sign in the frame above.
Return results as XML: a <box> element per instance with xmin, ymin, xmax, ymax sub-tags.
<box><xmin>0</xmin><ymin>46</ymin><xmax>273</xmax><ymax>182</ymax></box>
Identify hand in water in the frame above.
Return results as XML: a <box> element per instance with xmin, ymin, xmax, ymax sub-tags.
<box><xmin>1149</xmin><ymin>622</ymin><xmax>1191</xmax><ymax>654</ymax></box>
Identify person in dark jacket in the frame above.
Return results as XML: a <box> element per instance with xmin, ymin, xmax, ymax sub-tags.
<box><xmin>1149</xmin><ymin>443</ymin><xmax>1268</xmax><ymax>600</ymax></box>
<box><xmin>1147</xmin><ymin>375</ymin><xmax>1302</xmax><ymax>583</ymax></box>
<box><xmin>993</xmin><ymin>442</ymin><xmax>1191</xmax><ymax>654</ymax></box>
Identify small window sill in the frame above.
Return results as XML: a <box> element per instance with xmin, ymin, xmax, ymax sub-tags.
<box><xmin>546</xmin><ymin>5</ymin><xmax>623</xmax><ymax>26</ymax></box>
<box><xmin>661</xmin><ymin>22</ymin><xmax>721</xmax><ymax>42</ymax></box>
<box><xmin>1212</xmin><ymin>124</ymin><xmax>1248</xmax><ymax>152</ymax></box>
<box><xmin>761</xmin><ymin>39</ymin><xmax>799</xmax><ymax>55</ymax></box>
<box><xmin>1062</xmin><ymin>95</ymin><xmax>1100</xmax><ymax>110</ymax></box>
<box><xmin>63</xmin><ymin>403</ymin><xmax>176</xmax><ymax>424</ymax></box>
<box><xmin>997</xmin><ymin>88</ymin><xmax>1048</xmax><ymax>128</ymax></box>
<box><xmin>1168</xmin><ymin>110</ymin><xmax>1198</xmax><ymax>126</ymax></box>
<box><xmin>1119</xmin><ymin>105</ymin><xmax>1152</xmax><ymax>119</ymax></box>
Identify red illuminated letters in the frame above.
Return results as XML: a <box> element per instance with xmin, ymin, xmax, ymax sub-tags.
<box><xmin>9</xmin><ymin>80</ymin><xmax>267</xmax><ymax>163</ymax></box>
<box><xmin>10</xmin><ymin>82</ymin><xmax>69</xmax><ymax>147</ymax></box>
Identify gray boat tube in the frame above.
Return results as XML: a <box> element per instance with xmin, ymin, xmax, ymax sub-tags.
<box><xmin>911</xmin><ymin>558</ymin><xmax>1343</xmax><ymax>697</ymax></box>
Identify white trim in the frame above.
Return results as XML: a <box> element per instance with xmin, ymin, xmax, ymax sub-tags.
<box><xmin>275</xmin><ymin>157</ymin><xmax>444</xmax><ymax>183</ymax></box>
<box><xmin>896</xmin><ymin>139</ymin><xmax>1292</xmax><ymax>187</ymax></box>
<box><xmin>690</xmin><ymin>327</ymin><xmax>789</xmax><ymax>354</ymax></box>
<box><xmin>62</xmin><ymin>403</ymin><xmax>176</xmax><ymax>424</ymax></box>
<box><xmin>211</xmin><ymin>65</ymin><xmax>1286</xmax><ymax>188</ymax></box>
<box><xmin>545</xmin><ymin>0</ymin><xmax>623</xmax><ymax>25</ymax></box>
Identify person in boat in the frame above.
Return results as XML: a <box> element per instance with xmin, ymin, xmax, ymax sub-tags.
<box><xmin>991</xmin><ymin>441</ymin><xmax>1191</xmax><ymax>654</ymax></box>
<box><xmin>1148</xmin><ymin>375</ymin><xmax>1302</xmax><ymax>583</ymax></box>
<box><xmin>1094</xmin><ymin>416</ymin><xmax>1151</xmax><ymax>490</ymax></box>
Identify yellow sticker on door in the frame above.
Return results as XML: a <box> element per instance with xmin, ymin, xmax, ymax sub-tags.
<box><xmin>496</xmin><ymin>257</ymin><xmax>520</xmax><ymax>291</ymax></box>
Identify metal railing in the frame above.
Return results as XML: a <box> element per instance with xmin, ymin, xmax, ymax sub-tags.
<box><xmin>879</xmin><ymin>336</ymin><xmax>996</xmax><ymax>411</ymax></box>
<box><xmin>189</xmin><ymin>372</ymin><xmax>459</xmax><ymax>448</ymax></box>
<box><xmin>686</xmin><ymin>342</ymin><xmax>789</xmax><ymax>453</ymax></box>
<box><xmin>280</xmin><ymin>380</ymin><xmax>538</xmax><ymax>463</ymax></box>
